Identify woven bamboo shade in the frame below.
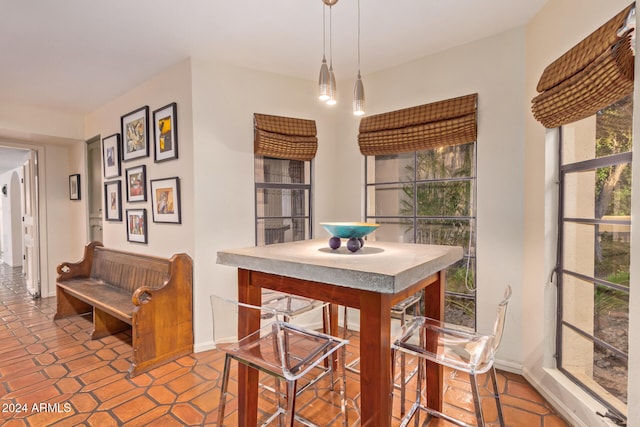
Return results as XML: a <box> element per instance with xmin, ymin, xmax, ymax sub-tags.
<box><xmin>254</xmin><ymin>113</ymin><xmax>318</xmax><ymax>161</ymax></box>
<box><xmin>532</xmin><ymin>4</ymin><xmax>635</xmax><ymax>128</ymax></box>
<box><xmin>358</xmin><ymin>94</ymin><xmax>478</xmax><ymax>156</ymax></box>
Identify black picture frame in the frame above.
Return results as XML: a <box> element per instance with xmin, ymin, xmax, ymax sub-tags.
<box><xmin>121</xmin><ymin>106</ymin><xmax>149</xmax><ymax>161</ymax></box>
<box><xmin>102</xmin><ymin>133</ymin><xmax>121</xmax><ymax>178</ymax></box>
<box><xmin>125</xmin><ymin>165</ymin><xmax>147</xmax><ymax>202</ymax></box>
<box><xmin>153</xmin><ymin>102</ymin><xmax>178</xmax><ymax>162</ymax></box>
<box><xmin>104</xmin><ymin>180</ymin><xmax>122</xmax><ymax>221</ymax></box>
<box><xmin>150</xmin><ymin>176</ymin><xmax>181</xmax><ymax>224</ymax></box>
<box><xmin>126</xmin><ymin>209</ymin><xmax>148</xmax><ymax>243</ymax></box>
<box><xmin>69</xmin><ymin>174</ymin><xmax>81</xmax><ymax>200</ymax></box>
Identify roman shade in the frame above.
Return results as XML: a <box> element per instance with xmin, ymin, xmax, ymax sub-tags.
<box><xmin>357</xmin><ymin>93</ymin><xmax>478</xmax><ymax>156</ymax></box>
<box><xmin>254</xmin><ymin>113</ymin><xmax>318</xmax><ymax>161</ymax></box>
<box><xmin>531</xmin><ymin>4</ymin><xmax>635</xmax><ymax>128</ymax></box>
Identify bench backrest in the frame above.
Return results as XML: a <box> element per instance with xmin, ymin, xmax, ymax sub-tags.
<box><xmin>91</xmin><ymin>247</ymin><xmax>170</xmax><ymax>294</ymax></box>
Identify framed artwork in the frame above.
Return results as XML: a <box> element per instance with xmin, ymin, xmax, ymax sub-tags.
<box><xmin>121</xmin><ymin>106</ymin><xmax>149</xmax><ymax>161</ymax></box>
<box><xmin>150</xmin><ymin>177</ymin><xmax>181</xmax><ymax>224</ymax></box>
<box><xmin>102</xmin><ymin>133</ymin><xmax>121</xmax><ymax>178</ymax></box>
<box><xmin>126</xmin><ymin>209</ymin><xmax>148</xmax><ymax>243</ymax></box>
<box><xmin>126</xmin><ymin>165</ymin><xmax>147</xmax><ymax>202</ymax></box>
<box><xmin>153</xmin><ymin>102</ymin><xmax>178</xmax><ymax>162</ymax></box>
<box><xmin>69</xmin><ymin>174</ymin><xmax>81</xmax><ymax>200</ymax></box>
<box><xmin>104</xmin><ymin>180</ymin><xmax>122</xmax><ymax>221</ymax></box>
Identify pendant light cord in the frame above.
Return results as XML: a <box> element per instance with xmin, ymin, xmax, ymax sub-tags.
<box><xmin>329</xmin><ymin>6</ymin><xmax>333</xmax><ymax>66</ymax></box>
<box><xmin>322</xmin><ymin>5</ymin><xmax>326</xmax><ymax>57</ymax></box>
<box><xmin>357</xmin><ymin>0</ymin><xmax>361</xmax><ymax>73</ymax></box>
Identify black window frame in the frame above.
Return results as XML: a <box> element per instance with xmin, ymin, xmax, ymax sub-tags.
<box><xmin>364</xmin><ymin>143</ymin><xmax>477</xmax><ymax>328</ymax></box>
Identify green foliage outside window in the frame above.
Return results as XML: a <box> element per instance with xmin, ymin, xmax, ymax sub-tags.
<box><xmin>398</xmin><ymin>144</ymin><xmax>477</xmax><ymax>326</ymax></box>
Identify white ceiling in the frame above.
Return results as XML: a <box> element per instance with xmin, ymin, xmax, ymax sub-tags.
<box><xmin>0</xmin><ymin>0</ymin><xmax>548</xmax><ymax>115</ymax></box>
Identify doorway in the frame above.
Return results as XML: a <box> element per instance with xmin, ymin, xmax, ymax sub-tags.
<box><xmin>86</xmin><ymin>136</ymin><xmax>103</xmax><ymax>242</ymax></box>
<box><xmin>0</xmin><ymin>146</ymin><xmax>40</xmax><ymax>297</ymax></box>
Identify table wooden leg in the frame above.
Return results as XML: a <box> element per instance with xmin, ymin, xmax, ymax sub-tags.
<box><xmin>237</xmin><ymin>268</ymin><xmax>262</xmax><ymax>426</ymax></box>
<box><xmin>424</xmin><ymin>269</ymin><xmax>446</xmax><ymax>412</ymax></box>
<box><xmin>359</xmin><ymin>292</ymin><xmax>392</xmax><ymax>427</ymax></box>
<box><xmin>323</xmin><ymin>303</ymin><xmax>340</xmax><ymax>371</ymax></box>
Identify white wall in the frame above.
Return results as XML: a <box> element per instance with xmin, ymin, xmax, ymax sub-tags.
<box><xmin>0</xmin><ymin>139</ymin><xmax>77</xmax><ymax>297</ymax></box>
<box><xmin>0</xmin><ymin>101</ymin><xmax>83</xmax><ymax>295</ymax></box>
<box><xmin>336</xmin><ymin>28</ymin><xmax>527</xmax><ymax>368</ymax></box>
<box><xmin>190</xmin><ymin>59</ymin><xmax>346</xmax><ymax>350</ymax></box>
<box><xmin>523</xmin><ymin>1</ymin><xmax>634</xmax><ymax>425</ymax></box>
<box><xmin>41</xmin><ymin>144</ymin><xmax>73</xmax><ymax>297</ymax></box>
<box><xmin>0</xmin><ymin>101</ymin><xmax>84</xmax><ymax>141</ymax></box>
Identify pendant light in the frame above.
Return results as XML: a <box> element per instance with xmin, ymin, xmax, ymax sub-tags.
<box><xmin>326</xmin><ymin>4</ymin><xmax>337</xmax><ymax>105</ymax></box>
<box><xmin>318</xmin><ymin>4</ymin><xmax>330</xmax><ymax>101</ymax></box>
<box><xmin>353</xmin><ymin>0</ymin><xmax>365</xmax><ymax>115</ymax></box>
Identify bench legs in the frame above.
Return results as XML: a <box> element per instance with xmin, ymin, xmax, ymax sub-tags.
<box><xmin>92</xmin><ymin>307</ymin><xmax>130</xmax><ymax>339</ymax></box>
<box><xmin>54</xmin><ymin>288</ymin><xmax>92</xmax><ymax>319</ymax></box>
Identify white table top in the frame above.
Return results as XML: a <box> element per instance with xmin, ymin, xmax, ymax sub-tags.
<box><xmin>217</xmin><ymin>239</ymin><xmax>463</xmax><ymax>294</ymax></box>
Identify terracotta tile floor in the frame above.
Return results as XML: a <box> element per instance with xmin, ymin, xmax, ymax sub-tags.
<box><xmin>0</xmin><ymin>262</ymin><xmax>568</xmax><ymax>426</ymax></box>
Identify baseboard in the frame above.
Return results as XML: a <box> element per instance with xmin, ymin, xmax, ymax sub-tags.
<box><xmin>522</xmin><ymin>366</ymin><xmax>615</xmax><ymax>427</ymax></box>
<box><xmin>194</xmin><ymin>340</ymin><xmax>216</xmax><ymax>353</ymax></box>
<box><xmin>494</xmin><ymin>358</ymin><xmax>523</xmax><ymax>375</ymax></box>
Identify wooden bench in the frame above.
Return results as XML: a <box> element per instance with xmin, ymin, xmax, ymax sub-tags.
<box><xmin>54</xmin><ymin>241</ymin><xmax>194</xmax><ymax>377</ymax></box>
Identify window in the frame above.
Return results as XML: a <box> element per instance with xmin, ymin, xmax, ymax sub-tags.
<box><xmin>365</xmin><ymin>142</ymin><xmax>477</xmax><ymax>328</ymax></box>
<box><xmin>255</xmin><ymin>157</ymin><xmax>312</xmax><ymax>245</ymax></box>
<box><xmin>558</xmin><ymin>94</ymin><xmax>632</xmax><ymax>420</ymax></box>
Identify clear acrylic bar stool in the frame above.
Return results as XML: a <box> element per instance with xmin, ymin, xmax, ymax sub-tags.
<box><xmin>392</xmin><ymin>285</ymin><xmax>512</xmax><ymax>427</ymax></box>
<box><xmin>211</xmin><ymin>295</ymin><xmax>349</xmax><ymax>427</ymax></box>
<box><xmin>261</xmin><ymin>290</ymin><xmax>334</xmax><ymax>393</ymax></box>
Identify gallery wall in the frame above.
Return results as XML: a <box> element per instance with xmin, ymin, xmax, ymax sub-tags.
<box><xmin>83</xmin><ymin>59</ymin><xmax>195</xmax><ymax>259</ymax></box>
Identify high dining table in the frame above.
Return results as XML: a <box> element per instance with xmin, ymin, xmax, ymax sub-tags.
<box><xmin>217</xmin><ymin>238</ymin><xmax>463</xmax><ymax>426</ymax></box>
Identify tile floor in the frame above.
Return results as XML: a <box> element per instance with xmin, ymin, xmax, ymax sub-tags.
<box><xmin>0</xmin><ymin>262</ymin><xmax>568</xmax><ymax>426</ymax></box>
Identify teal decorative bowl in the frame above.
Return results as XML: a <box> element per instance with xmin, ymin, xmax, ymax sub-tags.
<box><xmin>320</xmin><ymin>222</ymin><xmax>379</xmax><ymax>252</ymax></box>
<box><xmin>320</xmin><ymin>222</ymin><xmax>379</xmax><ymax>238</ymax></box>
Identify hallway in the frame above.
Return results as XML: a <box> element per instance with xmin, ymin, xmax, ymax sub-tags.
<box><xmin>0</xmin><ymin>262</ymin><xmax>567</xmax><ymax>426</ymax></box>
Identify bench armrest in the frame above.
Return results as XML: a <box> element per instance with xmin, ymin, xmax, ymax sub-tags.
<box><xmin>131</xmin><ymin>254</ymin><xmax>192</xmax><ymax>307</ymax></box>
<box><xmin>57</xmin><ymin>241</ymin><xmax>104</xmax><ymax>281</ymax></box>
<box><xmin>132</xmin><ymin>286</ymin><xmax>154</xmax><ymax>306</ymax></box>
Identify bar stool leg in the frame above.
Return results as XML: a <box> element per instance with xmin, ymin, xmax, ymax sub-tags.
<box><xmin>284</xmin><ymin>380</ymin><xmax>298</xmax><ymax>427</ymax></box>
<box><xmin>469</xmin><ymin>373</ymin><xmax>485</xmax><ymax>427</ymax></box>
<box><xmin>414</xmin><ymin>359</ymin><xmax>423</xmax><ymax>427</ymax></box>
<box><xmin>490</xmin><ymin>366</ymin><xmax>505</xmax><ymax>427</ymax></box>
<box><xmin>275</xmin><ymin>377</ymin><xmax>285</xmax><ymax>427</ymax></box>
<box><xmin>338</xmin><ymin>344</ymin><xmax>349</xmax><ymax>427</ymax></box>
<box><xmin>217</xmin><ymin>355</ymin><xmax>232</xmax><ymax>426</ymax></box>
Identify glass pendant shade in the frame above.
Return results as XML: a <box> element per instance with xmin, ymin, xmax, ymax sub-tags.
<box><xmin>318</xmin><ymin>56</ymin><xmax>330</xmax><ymax>101</ymax></box>
<box><xmin>353</xmin><ymin>72</ymin><xmax>365</xmax><ymax>115</ymax></box>
<box><xmin>326</xmin><ymin>66</ymin><xmax>337</xmax><ymax>105</ymax></box>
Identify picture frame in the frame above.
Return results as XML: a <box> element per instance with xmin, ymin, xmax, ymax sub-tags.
<box><xmin>150</xmin><ymin>177</ymin><xmax>181</xmax><ymax>224</ymax></box>
<box><xmin>121</xmin><ymin>106</ymin><xmax>149</xmax><ymax>161</ymax></box>
<box><xmin>69</xmin><ymin>174</ymin><xmax>81</xmax><ymax>200</ymax></box>
<box><xmin>102</xmin><ymin>133</ymin><xmax>121</xmax><ymax>178</ymax></box>
<box><xmin>126</xmin><ymin>209</ymin><xmax>148</xmax><ymax>243</ymax></box>
<box><xmin>125</xmin><ymin>165</ymin><xmax>147</xmax><ymax>202</ymax></box>
<box><xmin>104</xmin><ymin>180</ymin><xmax>122</xmax><ymax>221</ymax></box>
<box><xmin>153</xmin><ymin>102</ymin><xmax>178</xmax><ymax>162</ymax></box>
